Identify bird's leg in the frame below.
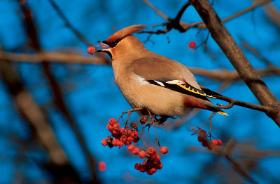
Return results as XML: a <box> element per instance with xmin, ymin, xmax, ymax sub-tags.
<box><xmin>118</xmin><ymin>107</ymin><xmax>143</xmax><ymax>127</ymax></box>
<box><xmin>208</xmin><ymin>112</ymin><xmax>215</xmax><ymax>140</ymax></box>
<box><xmin>154</xmin><ymin>115</ymin><xmax>170</xmax><ymax>125</ymax></box>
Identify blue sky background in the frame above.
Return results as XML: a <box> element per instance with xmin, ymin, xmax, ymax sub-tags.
<box><xmin>0</xmin><ymin>0</ymin><xmax>279</xmax><ymax>183</ymax></box>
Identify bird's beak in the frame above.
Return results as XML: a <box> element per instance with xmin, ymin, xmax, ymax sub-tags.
<box><xmin>95</xmin><ymin>41</ymin><xmax>111</xmax><ymax>52</ymax></box>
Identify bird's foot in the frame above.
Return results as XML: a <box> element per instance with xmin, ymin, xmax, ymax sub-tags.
<box><xmin>118</xmin><ymin>107</ymin><xmax>143</xmax><ymax>127</ymax></box>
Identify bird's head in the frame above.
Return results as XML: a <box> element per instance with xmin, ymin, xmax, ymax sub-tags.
<box><xmin>94</xmin><ymin>25</ymin><xmax>146</xmax><ymax>60</ymax></box>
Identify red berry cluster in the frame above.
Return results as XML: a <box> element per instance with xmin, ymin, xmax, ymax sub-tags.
<box><xmin>102</xmin><ymin>118</ymin><xmax>139</xmax><ymax>148</ymax></box>
<box><xmin>102</xmin><ymin>117</ymin><xmax>169</xmax><ymax>175</ymax></box>
<box><xmin>194</xmin><ymin>128</ymin><xmax>223</xmax><ymax>150</ymax></box>
<box><xmin>130</xmin><ymin>146</ymin><xmax>168</xmax><ymax>175</ymax></box>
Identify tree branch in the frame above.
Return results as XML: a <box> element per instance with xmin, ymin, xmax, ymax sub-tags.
<box><xmin>141</xmin><ymin>0</ymin><xmax>272</xmax><ymax>34</ymax></box>
<box><xmin>143</xmin><ymin>0</ymin><xmax>169</xmax><ymax>21</ymax></box>
<box><xmin>189</xmin><ymin>0</ymin><xmax>280</xmax><ymax>127</ymax></box>
<box><xmin>0</xmin><ymin>51</ymin><xmax>107</xmax><ymax>64</ymax></box>
<box><xmin>1</xmin><ymin>51</ymin><xmax>280</xmax><ymax>81</ymax></box>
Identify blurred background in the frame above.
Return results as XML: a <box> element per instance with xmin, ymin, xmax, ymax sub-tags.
<box><xmin>0</xmin><ymin>0</ymin><xmax>279</xmax><ymax>183</ymax></box>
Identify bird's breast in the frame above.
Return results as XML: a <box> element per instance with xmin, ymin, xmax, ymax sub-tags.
<box><xmin>115</xmin><ymin>73</ymin><xmax>187</xmax><ymax>116</ymax></box>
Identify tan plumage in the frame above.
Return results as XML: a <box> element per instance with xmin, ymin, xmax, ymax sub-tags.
<box><xmin>97</xmin><ymin>25</ymin><xmax>227</xmax><ymax>117</ymax></box>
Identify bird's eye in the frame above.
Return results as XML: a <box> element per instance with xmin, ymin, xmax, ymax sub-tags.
<box><xmin>102</xmin><ymin>40</ymin><xmax>119</xmax><ymax>48</ymax></box>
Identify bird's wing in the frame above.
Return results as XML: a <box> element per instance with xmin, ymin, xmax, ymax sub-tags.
<box><xmin>130</xmin><ymin>57</ymin><xmax>228</xmax><ymax>116</ymax></box>
<box><xmin>130</xmin><ymin>57</ymin><xmax>216</xmax><ymax>100</ymax></box>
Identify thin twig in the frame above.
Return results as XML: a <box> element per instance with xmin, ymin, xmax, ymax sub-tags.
<box><xmin>174</xmin><ymin>1</ymin><xmax>191</xmax><ymax>22</ymax></box>
<box><xmin>143</xmin><ymin>0</ymin><xmax>169</xmax><ymax>21</ymax></box>
<box><xmin>48</xmin><ymin>0</ymin><xmax>92</xmax><ymax>46</ymax></box>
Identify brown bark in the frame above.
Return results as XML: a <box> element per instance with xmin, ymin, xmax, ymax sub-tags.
<box><xmin>189</xmin><ymin>0</ymin><xmax>280</xmax><ymax>127</ymax></box>
<box><xmin>0</xmin><ymin>61</ymin><xmax>82</xmax><ymax>184</ymax></box>
<box><xmin>18</xmin><ymin>1</ymin><xmax>101</xmax><ymax>183</ymax></box>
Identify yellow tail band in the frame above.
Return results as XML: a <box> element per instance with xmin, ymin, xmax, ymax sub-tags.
<box><xmin>217</xmin><ymin>111</ymin><xmax>228</xmax><ymax>116</ymax></box>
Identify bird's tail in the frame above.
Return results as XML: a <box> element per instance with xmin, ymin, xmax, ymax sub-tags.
<box><xmin>217</xmin><ymin>110</ymin><xmax>228</xmax><ymax>116</ymax></box>
<box><xmin>201</xmin><ymin>87</ymin><xmax>229</xmax><ymax>116</ymax></box>
<box><xmin>205</xmin><ymin>102</ymin><xmax>228</xmax><ymax>116</ymax></box>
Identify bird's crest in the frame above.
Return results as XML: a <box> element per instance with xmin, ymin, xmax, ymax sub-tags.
<box><xmin>105</xmin><ymin>24</ymin><xmax>146</xmax><ymax>44</ymax></box>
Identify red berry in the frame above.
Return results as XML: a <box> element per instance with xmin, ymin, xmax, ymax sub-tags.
<box><xmin>160</xmin><ymin>146</ymin><xmax>168</xmax><ymax>154</ymax></box>
<box><xmin>87</xmin><ymin>46</ymin><xmax>96</xmax><ymax>55</ymax></box>
<box><xmin>188</xmin><ymin>41</ymin><xmax>196</xmax><ymax>49</ymax></box>
<box><xmin>211</xmin><ymin>139</ymin><xmax>222</xmax><ymax>146</ymax></box>
<box><xmin>139</xmin><ymin>166</ymin><xmax>146</xmax><ymax>172</ymax></box>
<box><xmin>134</xmin><ymin>163</ymin><xmax>141</xmax><ymax>170</ymax></box>
<box><xmin>113</xmin><ymin>124</ymin><xmax>120</xmax><ymax>129</ymax></box>
<box><xmin>101</xmin><ymin>139</ymin><xmax>107</xmax><ymax>146</ymax></box>
<box><xmin>140</xmin><ymin>116</ymin><xmax>148</xmax><ymax>124</ymax></box>
<box><xmin>147</xmin><ymin>147</ymin><xmax>156</xmax><ymax>155</ymax></box>
<box><xmin>127</xmin><ymin>144</ymin><xmax>135</xmax><ymax>151</ymax></box>
<box><xmin>109</xmin><ymin>118</ymin><xmax>117</xmax><ymax>124</ymax></box>
<box><xmin>127</xmin><ymin>137</ymin><xmax>134</xmax><ymax>142</ymax></box>
<box><xmin>138</xmin><ymin>151</ymin><xmax>146</xmax><ymax>158</ymax></box>
<box><xmin>132</xmin><ymin>147</ymin><xmax>140</xmax><ymax>155</ymax></box>
<box><xmin>130</xmin><ymin>122</ymin><xmax>138</xmax><ymax>129</ymax></box>
<box><xmin>98</xmin><ymin>161</ymin><xmax>106</xmax><ymax>172</ymax></box>
<box><xmin>198</xmin><ymin>136</ymin><xmax>204</xmax><ymax>142</ymax></box>
<box><xmin>112</xmin><ymin>139</ymin><xmax>119</xmax><ymax>146</ymax></box>
<box><xmin>147</xmin><ymin>168</ymin><xmax>157</xmax><ymax>175</ymax></box>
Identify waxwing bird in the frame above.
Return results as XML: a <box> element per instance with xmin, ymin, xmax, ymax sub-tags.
<box><xmin>94</xmin><ymin>25</ymin><xmax>227</xmax><ymax>120</ymax></box>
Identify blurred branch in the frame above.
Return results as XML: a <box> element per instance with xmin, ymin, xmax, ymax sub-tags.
<box><xmin>241</xmin><ymin>38</ymin><xmax>274</xmax><ymax>66</ymax></box>
<box><xmin>189</xmin><ymin>139</ymin><xmax>280</xmax><ymax>183</ymax></box>
<box><xmin>18</xmin><ymin>1</ymin><xmax>101</xmax><ymax>183</ymax></box>
<box><xmin>192</xmin><ymin>67</ymin><xmax>280</xmax><ymax>81</ymax></box>
<box><xmin>2</xmin><ymin>51</ymin><xmax>278</xmax><ymax>113</ymax></box>
<box><xmin>0</xmin><ymin>51</ymin><xmax>106</xmax><ymax>64</ymax></box>
<box><xmin>189</xmin><ymin>0</ymin><xmax>280</xmax><ymax>127</ymax></box>
<box><xmin>143</xmin><ymin>0</ymin><xmax>169</xmax><ymax>21</ymax></box>
<box><xmin>190</xmin><ymin>139</ymin><xmax>258</xmax><ymax>183</ymax></box>
<box><xmin>2</xmin><ymin>51</ymin><xmax>280</xmax><ymax>80</ymax></box>
<box><xmin>0</xmin><ymin>61</ymin><xmax>82</xmax><ymax>183</ymax></box>
<box><xmin>47</xmin><ymin>0</ymin><xmax>92</xmax><ymax>46</ymax></box>
<box><xmin>264</xmin><ymin>3</ymin><xmax>280</xmax><ymax>28</ymax></box>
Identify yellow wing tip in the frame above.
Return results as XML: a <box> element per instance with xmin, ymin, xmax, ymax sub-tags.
<box><xmin>217</xmin><ymin>111</ymin><xmax>228</xmax><ymax>116</ymax></box>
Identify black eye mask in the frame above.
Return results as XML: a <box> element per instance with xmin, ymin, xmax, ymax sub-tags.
<box><xmin>102</xmin><ymin>40</ymin><xmax>119</xmax><ymax>48</ymax></box>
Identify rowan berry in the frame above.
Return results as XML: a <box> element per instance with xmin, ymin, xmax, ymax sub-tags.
<box><xmin>160</xmin><ymin>146</ymin><xmax>168</xmax><ymax>154</ymax></box>
<box><xmin>98</xmin><ymin>161</ymin><xmax>106</xmax><ymax>172</ymax></box>
<box><xmin>188</xmin><ymin>41</ymin><xmax>196</xmax><ymax>49</ymax></box>
<box><xmin>138</xmin><ymin>150</ymin><xmax>146</xmax><ymax>158</ymax></box>
<box><xmin>87</xmin><ymin>46</ymin><xmax>96</xmax><ymax>55</ymax></box>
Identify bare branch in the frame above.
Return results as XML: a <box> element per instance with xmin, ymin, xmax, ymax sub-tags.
<box><xmin>264</xmin><ymin>3</ymin><xmax>280</xmax><ymax>28</ymax></box>
<box><xmin>174</xmin><ymin>1</ymin><xmax>191</xmax><ymax>22</ymax></box>
<box><xmin>191</xmin><ymin>67</ymin><xmax>280</xmax><ymax>81</ymax></box>
<box><xmin>143</xmin><ymin>0</ymin><xmax>169</xmax><ymax>21</ymax></box>
<box><xmin>0</xmin><ymin>51</ymin><xmax>107</xmax><ymax>64</ymax></box>
<box><xmin>241</xmin><ymin>38</ymin><xmax>274</xmax><ymax>66</ymax></box>
<box><xmin>189</xmin><ymin>0</ymin><xmax>280</xmax><ymax>127</ymax></box>
<box><xmin>1</xmin><ymin>51</ymin><xmax>280</xmax><ymax>81</ymax></box>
